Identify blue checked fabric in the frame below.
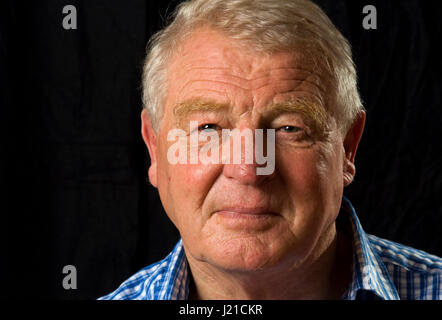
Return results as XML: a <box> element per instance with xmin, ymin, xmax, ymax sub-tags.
<box><xmin>99</xmin><ymin>197</ymin><xmax>442</xmax><ymax>300</ymax></box>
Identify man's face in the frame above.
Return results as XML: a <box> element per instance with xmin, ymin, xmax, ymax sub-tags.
<box><xmin>142</xmin><ymin>28</ymin><xmax>361</xmax><ymax>272</ymax></box>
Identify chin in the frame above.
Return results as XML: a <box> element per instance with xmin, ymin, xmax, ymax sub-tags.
<box><xmin>205</xmin><ymin>237</ymin><xmax>293</xmax><ymax>272</ymax></box>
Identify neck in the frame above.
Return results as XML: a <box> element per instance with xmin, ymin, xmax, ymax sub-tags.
<box><xmin>186</xmin><ymin>224</ymin><xmax>352</xmax><ymax>300</ymax></box>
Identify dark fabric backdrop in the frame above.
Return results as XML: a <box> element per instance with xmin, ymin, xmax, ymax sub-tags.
<box><xmin>2</xmin><ymin>0</ymin><xmax>441</xmax><ymax>299</ymax></box>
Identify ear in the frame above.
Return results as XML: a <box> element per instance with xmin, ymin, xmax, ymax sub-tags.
<box><xmin>343</xmin><ymin>111</ymin><xmax>366</xmax><ymax>186</ymax></box>
<box><xmin>141</xmin><ymin>109</ymin><xmax>159</xmax><ymax>188</ymax></box>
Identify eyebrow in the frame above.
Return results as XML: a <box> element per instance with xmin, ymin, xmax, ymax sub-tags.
<box><xmin>172</xmin><ymin>97</ymin><xmax>329</xmax><ymax>136</ymax></box>
<box><xmin>173</xmin><ymin>98</ymin><xmax>230</xmax><ymax>127</ymax></box>
<box><xmin>264</xmin><ymin>98</ymin><xmax>329</xmax><ymax>137</ymax></box>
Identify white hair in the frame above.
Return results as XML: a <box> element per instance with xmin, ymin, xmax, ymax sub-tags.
<box><xmin>142</xmin><ymin>0</ymin><xmax>364</xmax><ymax>134</ymax></box>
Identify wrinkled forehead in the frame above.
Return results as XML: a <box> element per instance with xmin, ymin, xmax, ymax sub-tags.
<box><xmin>168</xmin><ymin>27</ymin><xmax>330</xmax><ymax>79</ymax></box>
<box><xmin>163</xmin><ymin>27</ymin><xmax>335</xmax><ymax>123</ymax></box>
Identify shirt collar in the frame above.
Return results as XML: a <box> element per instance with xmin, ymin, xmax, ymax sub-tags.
<box><xmin>157</xmin><ymin>239</ymin><xmax>190</xmax><ymax>300</ymax></box>
<box><xmin>166</xmin><ymin>197</ymin><xmax>401</xmax><ymax>300</ymax></box>
<box><xmin>341</xmin><ymin>196</ymin><xmax>400</xmax><ymax>300</ymax></box>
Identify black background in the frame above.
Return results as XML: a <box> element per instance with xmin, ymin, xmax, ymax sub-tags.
<box><xmin>2</xmin><ymin>0</ymin><xmax>441</xmax><ymax>299</ymax></box>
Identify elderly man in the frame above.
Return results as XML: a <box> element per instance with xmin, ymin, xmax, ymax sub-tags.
<box><xmin>100</xmin><ymin>0</ymin><xmax>442</xmax><ymax>300</ymax></box>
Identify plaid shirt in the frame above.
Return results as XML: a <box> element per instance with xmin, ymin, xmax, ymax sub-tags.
<box><xmin>99</xmin><ymin>197</ymin><xmax>442</xmax><ymax>300</ymax></box>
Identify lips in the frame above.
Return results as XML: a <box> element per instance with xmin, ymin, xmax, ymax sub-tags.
<box><xmin>213</xmin><ymin>207</ymin><xmax>279</xmax><ymax>224</ymax></box>
<box><xmin>212</xmin><ymin>207</ymin><xmax>279</xmax><ymax>231</ymax></box>
<box><xmin>215</xmin><ymin>207</ymin><xmax>278</xmax><ymax>216</ymax></box>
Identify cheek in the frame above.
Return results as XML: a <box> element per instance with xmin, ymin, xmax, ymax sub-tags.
<box><xmin>170</xmin><ymin>164</ymin><xmax>220</xmax><ymax>192</ymax></box>
<box><xmin>275</xmin><ymin>144</ymin><xmax>343</xmax><ymax>245</ymax></box>
<box><xmin>276</xmin><ymin>140</ymin><xmax>344</xmax><ymax>210</ymax></box>
<box><xmin>156</xmin><ymin>141</ymin><xmax>223</xmax><ymax>223</ymax></box>
<box><xmin>276</xmin><ymin>148</ymin><xmax>323</xmax><ymax>192</ymax></box>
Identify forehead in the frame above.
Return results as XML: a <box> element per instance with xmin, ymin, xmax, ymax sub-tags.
<box><xmin>173</xmin><ymin>29</ymin><xmax>303</xmax><ymax>69</ymax></box>
<box><xmin>164</xmin><ymin>27</ymin><xmax>330</xmax><ymax>117</ymax></box>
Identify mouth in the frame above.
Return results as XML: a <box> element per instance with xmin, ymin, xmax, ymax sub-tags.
<box><xmin>215</xmin><ymin>207</ymin><xmax>278</xmax><ymax>217</ymax></box>
<box><xmin>212</xmin><ymin>207</ymin><xmax>280</xmax><ymax>230</ymax></box>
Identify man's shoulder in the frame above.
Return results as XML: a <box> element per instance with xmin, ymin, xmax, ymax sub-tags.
<box><xmin>367</xmin><ymin>234</ymin><xmax>442</xmax><ymax>299</ymax></box>
<box><xmin>98</xmin><ymin>240</ymin><xmax>188</xmax><ymax>300</ymax></box>
<box><xmin>367</xmin><ymin>234</ymin><xmax>442</xmax><ymax>273</ymax></box>
<box><xmin>98</xmin><ymin>258</ymin><xmax>172</xmax><ymax>300</ymax></box>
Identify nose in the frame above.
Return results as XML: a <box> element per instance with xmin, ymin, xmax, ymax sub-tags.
<box><xmin>221</xmin><ymin>128</ymin><xmax>275</xmax><ymax>185</ymax></box>
<box><xmin>223</xmin><ymin>163</ymin><xmax>271</xmax><ymax>185</ymax></box>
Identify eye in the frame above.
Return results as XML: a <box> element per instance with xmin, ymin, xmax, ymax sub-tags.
<box><xmin>199</xmin><ymin>123</ymin><xmax>221</xmax><ymax>132</ymax></box>
<box><xmin>278</xmin><ymin>125</ymin><xmax>302</xmax><ymax>133</ymax></box>
<box><xmin>275</xmin><ymin>125</ymin><xmax>311</xmax><ymax>144</ymax></box>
